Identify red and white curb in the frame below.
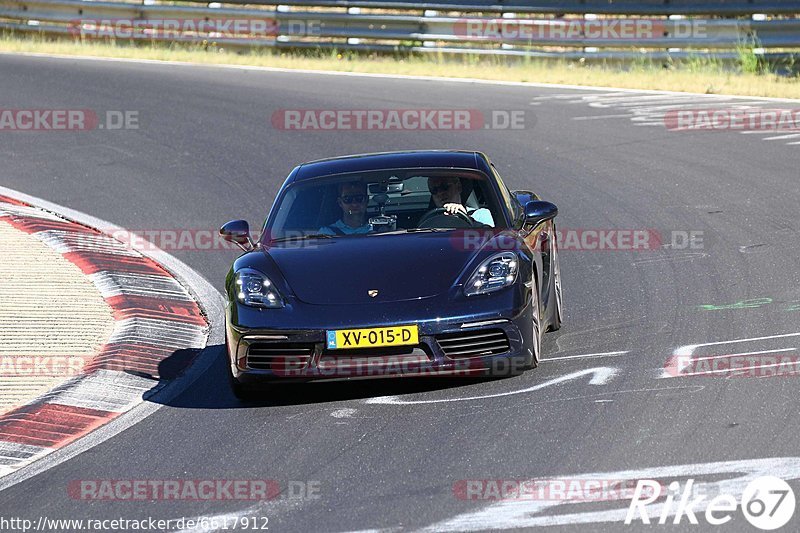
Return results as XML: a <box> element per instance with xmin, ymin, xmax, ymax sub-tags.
<box><xmin>0</xmin><ymin>194</ymin><xmax>210</xmax><ymax>478</ymax></box>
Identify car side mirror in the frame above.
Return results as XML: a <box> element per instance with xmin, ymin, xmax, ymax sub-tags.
<box><xmin>220</xmin><ymin>219</ymin><xmax>254</xmax><ymax>251</ymax></box>
<box><xmin>512</xmin><ymin>190</ymin><xmax>538</xmax><ymax>207</ymax></box>
<box><xmin>524</xmin><ymin>201</ymin><xmax>558</xmax><ymax>227</ymax></box>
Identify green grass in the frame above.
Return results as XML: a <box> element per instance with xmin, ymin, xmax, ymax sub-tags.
<box><xmin>2</xmin><ymin>32</ymin><xmax>799</xmax><ymax>99</ymax></box>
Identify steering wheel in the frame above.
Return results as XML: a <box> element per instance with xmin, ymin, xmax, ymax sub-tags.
<box><xmin>416</xmin><ymin>207</ymin><xmax>475</xmax><ymax>229</ymax></box>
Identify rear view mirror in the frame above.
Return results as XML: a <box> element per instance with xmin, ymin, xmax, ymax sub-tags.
<box><xmin>369</xmin><ymin>182</ymin><xmax>404</xmax><ymax>194</ymax></box>
<box><xmin>220</xmin><ymin>219</ymin><xmax>254</xmax><ymax>251</ymax></box>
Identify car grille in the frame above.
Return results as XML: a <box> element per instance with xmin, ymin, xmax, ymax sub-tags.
<box><xmin>246</xmin><ymin>343</ymin><xmax>315</xmax><ymax>370</ymax></box>
<box><xmin>318</xmin><ymin>344</ymin><xmax>431</xmax><ymax>370</ymax></box>
<box><xmin>436</xmin><ymin>329</ymin><xmax>511</xmax><ymax>358</ymax></box>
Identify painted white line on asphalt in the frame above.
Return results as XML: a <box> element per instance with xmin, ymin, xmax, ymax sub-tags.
<box><xmin>763</xmin><ymin>133</ymin><xmax>800</xmax><ymax>141</ymax></box>
<box><xmin>674</xmin><ymin>361</ymin><xmax>796</xmax><ymax>378</ymax></box>
<box><xmin>421</xmin><ymin>458</ymin><xmax>800</xmax><ymax>531</ymax></box>
<box><xmin>660</xmin><ymin>332</ymin><xmax>800</xmax><ymax>378</ymax></box>
<box><xmin>571</xmin><ymin>114</ymin><xmax>634</xmax><ymax>120</ymax></box>
<box><xmin>173</xmin><ymin>511</ymin><xmax>248</xmax><ymax>533</ymax></box>
<box><xmin>331</xmin><ymin>408</ymin><xmax>358</xmax><ymax>418</ymax></box>
<box><xmin>0</xmin><ymin>185</ymin><xmax>225</xmax><ymax>494</ymax></box>
<box><xmin>2</xmin><ymin>51</ymin><xmax>799</xmax><ymax>103</ymax></box>
<box><xmin>690</xmin><ymin>347</ymin><xmax>795</xmax><ymax>363</ymax></box>
<box><xmin>673</xmin><ymin>331</ymin><xmax>800</xmax><ymax>358</ymax></box>
<box><xmin>543</xmin><ymin>351</ymin><xmax>629</xmax><ymax>362</ymax></box>
<box><xmin>364</xmin><ymin>367</ymin><xmax>618</xmax><ymax>405</ymax></box>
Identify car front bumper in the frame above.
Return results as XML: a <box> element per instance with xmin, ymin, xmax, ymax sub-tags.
<box><xmin>226</xmin><ymin>291</ymin><xmax>534</xmax><ymax>384</ymax></box>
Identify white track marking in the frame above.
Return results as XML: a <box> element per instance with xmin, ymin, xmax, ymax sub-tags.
<box><xmin>677</xmin><ymin>361</ymin><xmax>796</xmax><ymax>378</ymax></box>
<box><xmin>690</xmin><ymin>347</ymin><xmax>795</xmax><ymax>363</ymax></box>
<box><xmin>535</xmin><ymin>91</ymin><xmax>800</xmax><ymax>146</ymax></box>
<box><xmin>0</xmin><ymin>185</ymin><xmax>225</xmax><ymax>494</ymax></box>
<box><xmin>331</xmin><ymin>408</ymin><xmax>358</xmax><ymax>418</ymax></box>
<box><xmin>661</xmin><ymin>332</ymin><xmax>800</xmax><ymax>378</ymax></box>
<box><xmin>543</xmin><ymin>351</ymin><xmax>629</xmax><ymax>362</ymax></box>
<box><xmin>571</xmin><ymin>114</ymin><xmax>633</xmax><ymax>120</ymax></box>
<box><xmin>420</xmin><ymin>458</ymin><xmax>800</xmax><ymax>531</ymax></box>
<box><xmin>364</xmin><ymin>367</ymin><xmax>618</xmax><ymax>405</ymax></box>
<box><xmin>763</xmin><ymin>133</ymin><xmax>800</xmax><ymax>140</ymax></box>
<box><xmin>673</xmin><ymin>331</ymin><xmax>800</xmax><ymax>358</ymax></box>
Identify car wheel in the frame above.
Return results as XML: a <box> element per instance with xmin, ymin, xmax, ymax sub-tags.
<box><xmin>547</xmin><ymin>230</ymin><xmax>563</xmax><ymax>332</ymax></box>
<box><xmin>228</xmin><ymin>365</ymin><xmax>262</xmax><ymax>401</ymax></box>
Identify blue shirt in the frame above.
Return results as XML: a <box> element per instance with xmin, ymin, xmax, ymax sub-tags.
<box><xmin>469</xmin><ymin>208</ymin><xmax>494</xmax><ymax>227</ymax></box>
<box><xmin>318</xmin><ymin>219</ymin><xmax>372</xmax><ymax>235</ymax></box>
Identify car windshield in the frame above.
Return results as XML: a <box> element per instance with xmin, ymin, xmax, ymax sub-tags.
<box><xmin>264</xmin><ymin>168</ymin><xmax>506</xmax><ymax>242</ymax></box>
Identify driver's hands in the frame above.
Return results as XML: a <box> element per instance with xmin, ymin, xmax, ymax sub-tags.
<box><xmin>443</xmin><ymin>203</ymin><xmax>468</xmax><ymax>217</ymax></box>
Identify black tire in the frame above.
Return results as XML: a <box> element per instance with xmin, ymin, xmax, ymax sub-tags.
<box><xmin>528</xmin><ymin>283</ymin><xmax>542</xmax><ymax>369</ymax></box>
<box><xmin>547</xmin><ymin>227</ymin><xmax>563</xmax><ymax>332</ymax></box>
<box><xmin>228</xmin><ymin>367</ymin><xmax>262</xmax><ymax>401</ymax></box>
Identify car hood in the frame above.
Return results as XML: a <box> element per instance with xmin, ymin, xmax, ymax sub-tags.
<box><xmin>263</xmin><ymin>231</ymin><xmax>504</xmax><ymax>305</ymax></box>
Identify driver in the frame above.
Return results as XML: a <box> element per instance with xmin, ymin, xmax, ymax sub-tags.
<box><xmin>427</xmin><ymin>176</ymin><xmax>494</xmax><ymax>227</ymax></box>
<box><xmin>319</xmin><ymin>181</ymin><xmax>372</xmax><ymax>235</ymax></box>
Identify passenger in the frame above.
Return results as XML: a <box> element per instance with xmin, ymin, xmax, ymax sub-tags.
<box><xmin>427</xmin><ymin>176</ymin><xmax>494</xmax><ymax>227</ymax></box>
<box><xmin>319</xmin><ymin>181</ymin><xmax>372</xmax><ymax>235</ymax></box>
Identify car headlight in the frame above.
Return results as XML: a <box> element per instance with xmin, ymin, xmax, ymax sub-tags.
<box><xmin>464</xmin><ymin>252</ymin><xmax>519</xmax><ymax>296</ymax></box>
<box><xmin>235</xmin><ymin>268</ymin><xmax>285</xmax><ymax>308</ymax></box>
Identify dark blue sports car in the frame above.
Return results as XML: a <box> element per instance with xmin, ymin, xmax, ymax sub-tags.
<box><xmin>220</xmin><ymin>150</ymin><xmax>561</xmax><ymax>398</ymax></box>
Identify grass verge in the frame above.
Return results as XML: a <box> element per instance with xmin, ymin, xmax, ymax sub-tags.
<box><xmin>1</xmin><ymin>33</ymin><xmax>799</xmax><ymax>99</ymax></box>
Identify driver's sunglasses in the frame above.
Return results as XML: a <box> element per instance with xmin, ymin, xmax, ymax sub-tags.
<box><xmin>429</xmin><ymin>183</ymin><xmax>453</xmax><ymax>195</ymax></box>
<box><xmin>340</xmin><ymin>194</ymin><xmax>367</xmax><ymax>204</ymax></box>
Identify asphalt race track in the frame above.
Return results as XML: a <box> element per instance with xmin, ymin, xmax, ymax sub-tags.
<box><xmin>2</xmin><ymin>53</ymin><xmax>800</xmax><ymax>532</ymax></box>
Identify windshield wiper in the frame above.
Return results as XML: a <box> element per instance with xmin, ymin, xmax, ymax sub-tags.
<box><xmin>270</xmin><ymin>233</ymin><xmax>334</xmax><ymax>243</ymax></box>
<box><xmin>371</xmin><ymin>228</ymin><xmax>452</xmax><ymax>236</ymax></box>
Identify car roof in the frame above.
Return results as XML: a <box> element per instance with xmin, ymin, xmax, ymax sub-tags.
<box><xmin>292</xmin><ymin>150</ymin><xmax>489</xmax><ymax>182</ymax></box>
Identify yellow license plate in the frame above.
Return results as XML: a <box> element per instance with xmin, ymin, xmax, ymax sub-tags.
<box><xmin>326</xmin><ymin>325</ymin><xmax>419</xmax><ymax>350</ymax></box>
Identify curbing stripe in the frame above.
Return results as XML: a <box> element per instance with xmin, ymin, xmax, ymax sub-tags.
<box><xmin>0</xmin><ymin>441</ymin><xmax>49</xmax><ymax>465</ymax></box>
<box><xmin>41</xmin><ymin>369</ymin><xmax>165</xmax><ymax>413</ymax></box>
<box><xmin>90</xmin><ymin>271</ymin><xmax>196</xmax><ymax>301</ymax></box>
<box><xmin>0</xmin><ymin>197</ymin><xmax>210</xmax><ymax>478</ymax></box>
<box><xmin>0</xmin><ymin>404</ymin><xmax>117</xmax><ymax>448</ymax></box>
<box><xmin>35</xmin><ymin>230</ymin><xmax>142</xmax><ymax>257</ymax></box>
<box><xmin>66</xmin><ymin>252</ymin><xmax>174</xmax><ymax>277</ymax></box>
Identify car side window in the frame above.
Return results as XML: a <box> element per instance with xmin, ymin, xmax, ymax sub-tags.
<box><xmin>491</xmin><ymin>165</ymin><xmax>520</xmax><ymax>222</ymax></box>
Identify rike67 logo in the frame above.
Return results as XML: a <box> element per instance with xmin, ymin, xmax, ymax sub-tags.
<box><xmin>626</xmin><ymin>476</ymin><xmax>795</xmax><ymax>530</ymax></box>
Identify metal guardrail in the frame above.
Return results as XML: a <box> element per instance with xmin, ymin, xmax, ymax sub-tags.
<box><xmin>1</xmin><ymin>0</ymin><xmax>799</xmax><ymax>62</ymax></box>
<box><xmin>170</xmin><ymin>1</ymin><xmax>800</xmax><ymax>16</ymax></box>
